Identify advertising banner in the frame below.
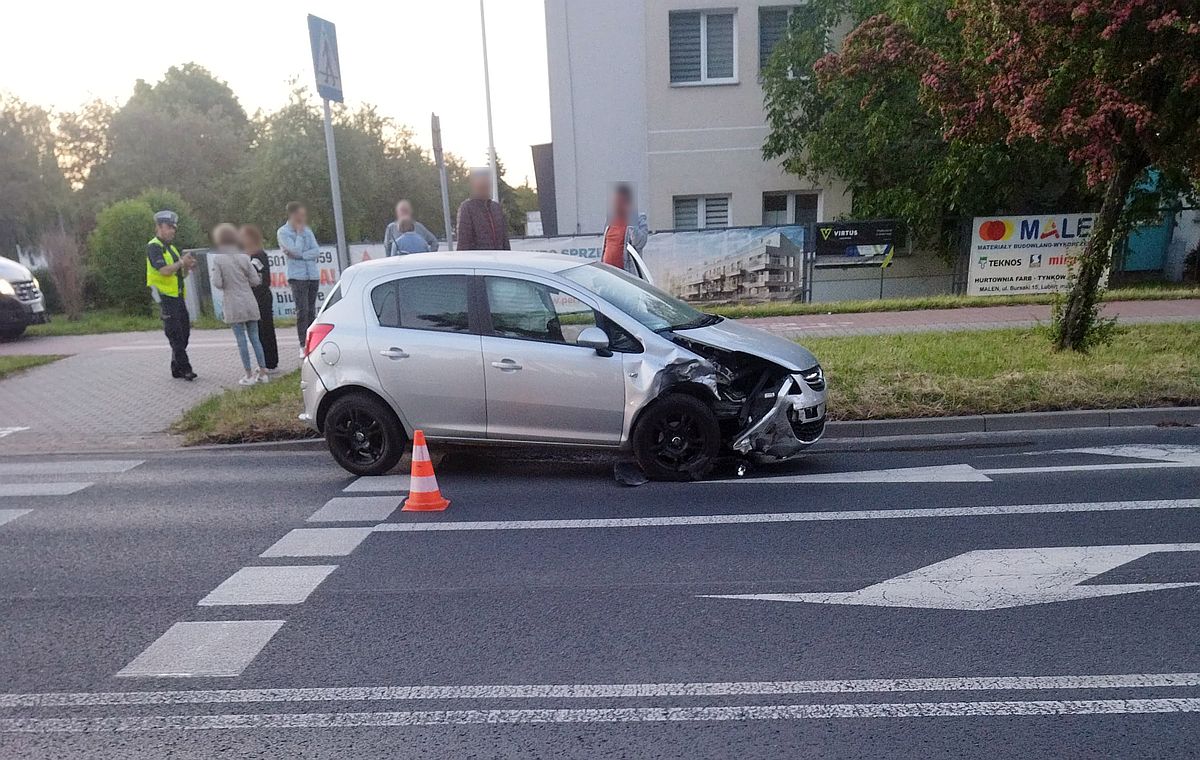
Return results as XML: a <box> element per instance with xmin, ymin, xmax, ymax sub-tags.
<box><xmin>511</xmin><ymin>226</ymin><xmax>808</xmax><ymax>303</ymax></box>
<box><xmin>206</xmin><ymin>247</ymin><xmax>341</xmax><ymax>320</ymax></box>
<box><xmin>814</xmin><ymin>221</ymin><xmax>902</xmax><ymax>258</ymax></box>
<box><xmin>967</xmin><ymin>213</ymin><xmax>1096</xmax><ymax>296</ymax></box>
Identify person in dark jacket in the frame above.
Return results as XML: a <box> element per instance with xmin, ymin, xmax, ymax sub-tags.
<box><xmin>455</xmin><ymin>168</ymin><xmax>509</xmax><ymax>250</ymax></box>
<box><xmin>239</xmin><ymin>224</ymin><xmax>279</xmax><ymax>372</ymax></box>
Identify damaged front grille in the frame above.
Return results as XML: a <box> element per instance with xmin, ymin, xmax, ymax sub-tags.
<box><xmin>789</xmin><ymin>412</ymin><xmax>826</xmax><ymax>443</ymax></box>
<box><xmin>800</xmin><ymin>365</ymin><xmax>825</xmax><ymax>392</ymax></box>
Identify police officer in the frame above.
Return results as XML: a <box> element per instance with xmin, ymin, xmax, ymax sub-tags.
<box><xmin>146</xmin><ymin>210</ymin><xmax>198</xmax><ymax>380</ymax></box>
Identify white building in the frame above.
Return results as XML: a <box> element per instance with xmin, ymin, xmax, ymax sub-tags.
<box><xmin>543</xmin><ymin>0</ymin><xmax>852</xmax><ymax>236</ymax></box>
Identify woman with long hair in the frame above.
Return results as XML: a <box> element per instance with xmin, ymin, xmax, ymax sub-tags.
<box><xmin>239</xmin><ymin>224</ymin><xmax>279</xmax><ymax>372</ymax></box>
<box><xmin>209</xmin><ymin>223</ymin><xmax>269</xmax><ymax>385</ymax></box>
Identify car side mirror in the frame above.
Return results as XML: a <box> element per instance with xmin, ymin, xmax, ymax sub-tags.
<box><xmin>576</xmin><ymin>326</ymin><xmax>612</xmax><ymax>357</ymax></box>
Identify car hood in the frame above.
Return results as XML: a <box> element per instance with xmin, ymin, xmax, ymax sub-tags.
<box><xmin>0</xmin><ymin>256</ymin><xmax>32</xmax><ymax>281</ymax></box>
<box><xmin>673</xmin><ymin>317</ymin><xmax>818</xmax><ymax>372</ymax></box>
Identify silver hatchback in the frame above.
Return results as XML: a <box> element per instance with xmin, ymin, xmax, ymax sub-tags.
<box><xmin>300</xmin><ymin>252</ymin><xmax>828</xmax><ymax>480</ymax></box>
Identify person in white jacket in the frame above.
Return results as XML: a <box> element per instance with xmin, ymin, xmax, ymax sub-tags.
<box><xmin>209</xmin><ymin>223</ymin><xmax>269</xmax><ymax>386</ymax></box>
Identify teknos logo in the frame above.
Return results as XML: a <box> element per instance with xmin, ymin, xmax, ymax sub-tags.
<box><xmin>977</xmin><ymin>255</ymin><xmax>1023</xmax><ymax>268</ymax></box>
<box><xmin>977</xmin><ymin>219</ymin><xmax>1014</xmax><ymax>241</ymax></box>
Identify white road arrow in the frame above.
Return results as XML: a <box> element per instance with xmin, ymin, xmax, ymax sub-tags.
<box><xmin>705</xmin><ymin>543</ymin><xmax>1200</xmax><ymax>610</ymax></box>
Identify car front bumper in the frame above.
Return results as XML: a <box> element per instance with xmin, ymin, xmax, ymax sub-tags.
<box><xmin>730</xmin><ymin>373</ymin><xmax>828</xmax><ymax>462</ymax></box>
<box><xmin>0</xmin><ymin>296</ymin><xmax>49</xmax><ymax>328</ymax></box>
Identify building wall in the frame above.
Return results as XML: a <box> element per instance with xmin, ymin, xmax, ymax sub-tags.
<box><xmin>546</xmin><ymin>0</ymin><xmax>851</xmax><ymax>234</ymax></box>
<box><xmin>545</xmin><ymin>0</ymin><xmax>650</xmax><ymax>235</ymax></box>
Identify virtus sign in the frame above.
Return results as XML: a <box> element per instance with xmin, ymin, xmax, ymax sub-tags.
<box><xmin>967</xmin><ymin>213</ymin><xmax>1097</xmax><ymax>296</ymax></box>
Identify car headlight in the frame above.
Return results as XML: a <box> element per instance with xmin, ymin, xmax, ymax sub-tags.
<box><xmin>32</xmin><ymin>275</ymin><xmax>40</xmax><ymax>290</ymax></box>
<box><xmin>0</xmin><ymin>279</ymin><xmax>14</xmax><ymax>297</ymax></box>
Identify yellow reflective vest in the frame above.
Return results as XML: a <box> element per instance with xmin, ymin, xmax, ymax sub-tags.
<box><xmin>145</xmin><ymin>237</ymin><xmax>183</xmax><ymax>298</ymax></box>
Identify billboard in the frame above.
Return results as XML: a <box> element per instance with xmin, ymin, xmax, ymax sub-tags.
<box><xmin>205</xmin><ymin>247</ymin><xmax>341</xmax><ymax>320</ymax></box>
<box><xmin>510</xmin><ymin>226</ymin><xmax>808</xmax><ymax>302</ymax></box>
<box><xmin>967</xmin><ymin>213</ymin><xmax>1096</xmax><ymax>296</ymax></box>
<box><xmin>814</xmin><ymin>220</ymin><xmax>901</xmax><ymax>258</ymax></box>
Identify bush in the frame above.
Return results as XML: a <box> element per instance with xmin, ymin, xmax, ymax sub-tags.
<box><xmin>87</xmin><ymin>190</ymin><xmax>201</xmax><ymax>314</ymax></box>
<box><xmin>31</xmin><ymin>268</ymin><xmax>61</xmax><ymax>313</ymax></box>
<box><xmin>39</xmin><ymin>226</ymin><xmax>86</xmax><ymax>320</ymax></box>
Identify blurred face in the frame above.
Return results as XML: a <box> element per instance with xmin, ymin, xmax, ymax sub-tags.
<box><xmin>238</xmin><ymin>228</ymin><xmax>259</xmax><ymax>252</ymax></box>
<box><xmin>156</xmin><ymin>223</ymin><xmax>177</xmax><ymax>242</ymax></box>
<box><xmin>470</xmin><ymin>173</ymin><xmax>491</xmax><ymax>199</ymax></box>
<box><xmin>291</xmin><ymin>207</ymin><xmax>308</xmax><ymax>227</ymax></box>
<box><xmin>610</xmin><ymin>190</ymin><xmax>633</xmax><ymax>220</ymax></box>
<box><xmin>396</xmin><ymin>201</ymin><xmax>412</xmax><ymax>222</ymax></box>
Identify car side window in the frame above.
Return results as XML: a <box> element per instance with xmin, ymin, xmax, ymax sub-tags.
<box><xmin>371</xmin><ymin>275</ymin><xmax>471</xmax><ymax>333</ymax></box>
<box><xmin>485</xmin><ymin>277</ymin><xmax>600</xmax><ymax>345</ymax></box>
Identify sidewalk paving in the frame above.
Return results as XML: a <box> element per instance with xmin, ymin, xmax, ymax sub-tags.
<box><xmin>0</xmin><ymin>299</ymin><xmax>1195</xmax><ymax>454</ymax></box>
<box><xmin>0</xmin><ymin>328</ymin><xmax>301</xmax><ymax>454</ymax></box>
<box><xmin>739</xmin><ymin>298</ymin><xmax>1200</xmax><ymax>337</ymax></box>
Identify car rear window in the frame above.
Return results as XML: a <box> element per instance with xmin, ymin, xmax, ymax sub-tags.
<box><xmin>371</xmin><ymin>275</ymin><xmax>471</xmax><ymax>333</ymax></box>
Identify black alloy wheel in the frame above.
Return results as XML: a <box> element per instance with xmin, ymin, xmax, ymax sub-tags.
<box><xmin>324</xmin><ymin>394</ymin><xmax>405</xmax><ymax>476</ymax></box>
<box><xmin>632</xmin><ymin>393</ymin><xmax>721</xmax><ymax>481</ymax></box>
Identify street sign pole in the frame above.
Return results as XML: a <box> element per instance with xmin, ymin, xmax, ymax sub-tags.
<box><xmin>308</xmin><ymin>15</ymin><xmax>349</xmax><ymax>271</ymax></box>
<box><xmin>431</xmin><ymin>113</ymin><xmax>455</xmax><ymax>251</ymax></box>
<box><xmin>321</xmin><ymin>99</ymin><xmax>349</xmax><ymax>270</ymax></box>
<box><xmin>479</xmin><ymin>0</ymin><xmax>500</xmax><ymax>202</ymax></box>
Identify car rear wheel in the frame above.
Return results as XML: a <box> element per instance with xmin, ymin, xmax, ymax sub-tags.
<box><xmin>632</xmin><ymin>393</ymin><xmax>721</xmax><ymax>481</ymax></box>
<box><xmin>324</xmin><ymin>393</ymin><xmax>407</xmax><ymax>476</ymax></box>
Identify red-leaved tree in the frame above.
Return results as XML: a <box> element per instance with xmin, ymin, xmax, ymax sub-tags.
<box><xmin>921</xmin><ymin>0</ymin><xmax>1200</xmax><ymax>349</ymax></box>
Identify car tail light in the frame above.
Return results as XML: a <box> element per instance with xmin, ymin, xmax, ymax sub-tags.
<box><xmin>304</xmin><ymin>323</ymin><xmax>334</xmax><ymax>357</ymax></box>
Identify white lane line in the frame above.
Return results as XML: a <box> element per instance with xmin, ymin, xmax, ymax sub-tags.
<box><xmin>343</xmin><ymin>475</ymin><xmax>410</xmax><ymax>493</ymax></box>
<box><xmin>117</xmin><ymin>621</ymin><xmax>286</xmax><ymax>678</ymax></box>
<box><xmin>0</xmin><ymin>482</ymin><xmax>92</xmax><ymax>497</ymax></box>
<box><xmin>307</xmin><ymin>497</ymin><xmax>402</xmax><ymax>523</ymax></box>
<box><xmin>0</xmin><ymin>427</ymin><xmax>29</xmax><ymax>439</ymax></box>
<box><xmin>7</xmin><ymin>672</ymin><xmax>1200</xmax><ymax>708</ymax></box>
<box><xmin>374</xmin><ymin>499</ymin><xmax>1200</xmax><ymax>533</ymax></box>
<box><xmin>197</xmin><ymin>566</ymin><xmax>339</xmax><ymax>606</ymax></box>
<box><xmin>6</xmin><ymin>699</ymin><xmax>1200</xmax><ymax>732</ymax></box>
<box><xmin>260</xmin><ymin>528</ymin><xmax>374</xmax><ymax>557</ymax></box>
<box><xmin>736</xmin><ymin>464</ymin><xmax>991</xmax><ymax>484</ymax></box>
<box><xmin>0</xmin><ymin>509</ymin><xmax>32</xmax><ymax>528</ymax></box>
<box><xmin>982</xmin><ymin>463</ymin><xmax>1188</xmax><ymax>476</ymax></box>
<box><xmin>0</xmin><ymin>460</ymin><xmax>143</xmax><ymax>476</ymax></box>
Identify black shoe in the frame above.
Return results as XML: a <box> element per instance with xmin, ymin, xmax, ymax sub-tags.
<box><xmin>183</xmin><ymin>371</ymin><xmax>197</xmax><ymax>381</ymax></box>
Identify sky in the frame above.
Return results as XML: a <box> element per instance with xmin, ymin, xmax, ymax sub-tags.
<box><xmin>1</xmin><ymin>0</ymin><xmax>552</xmax><ymax>186</ymax></box>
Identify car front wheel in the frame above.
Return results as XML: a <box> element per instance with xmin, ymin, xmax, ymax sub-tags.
<box><xmin>632</xmin><ymin>393</ymin><xmax>721</xmax><ymax>481</ymax></box>
<box><xmin>324</xmin><ymin>393</ymin><xmax>407</xmax><ymax>476</ymax></box>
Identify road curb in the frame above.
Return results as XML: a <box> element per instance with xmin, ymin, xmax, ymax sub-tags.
<box><xmin>825</xmin><ymin>407</ymin><xmax>1200</xmax><ymax>439</ymax></box>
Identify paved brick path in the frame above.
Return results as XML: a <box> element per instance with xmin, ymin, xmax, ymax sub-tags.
<box><xmin>0</xmin><ymin>299</ymin><xmax>1195</xmax><ymax>453</ymax></box>
<box><xmin>0</xmin><ymin>328</ymin><xmax>301</xmax><ymax>454</ymax></box>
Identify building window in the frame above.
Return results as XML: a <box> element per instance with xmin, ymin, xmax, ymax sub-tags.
<box><xmin>762</xmin><ymin>192</ymin><xmax>820</xmax><ymax>225</ymax></box>
<box><xmin>669</xmin><ymin>11</ymin><xmax>737</xmax><ymax>85</ymax></box>
<box><xmin>674</xmin><ymin>195</ymin><xmax>731</xmax><ymax>229</ymax></box>
<box><xmin>759</xmin><ymin>5</ymin><xmax>820</xmax><ymax>74</ymax></box>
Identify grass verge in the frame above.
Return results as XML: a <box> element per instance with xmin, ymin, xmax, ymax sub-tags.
<box><xmin>174</xmin><ymin>323</ymin><xmax>1200</xmax><ymax>445</ymax></box>
<box><xmin>811</xmin><ymin>323</ymin><xmax>1200</xmax><ymax>420</ymax></box>
<box><xmin>27</xmin><ymin>309</ymin><xmax>296</xmax><ymax>337</ymax></box>
<box><xmin>0</xmin><ymin>354</ymin><xmax>66</xmax><ymax>380</ymax></box>
<box><xmin>708</xmin><ymin>285</ymin><xmax>1200</xmax><ymax>319</ymax></box>
<box><xmin>172</xmin><ymin>370</ymin><xmax>317</xmax><ymax>445</ymax></box>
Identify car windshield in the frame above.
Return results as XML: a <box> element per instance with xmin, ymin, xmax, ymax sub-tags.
<box><xmin>562</xmin><ymin>262</ymin><xmax>720</xmax><ymax>332</ymax></box>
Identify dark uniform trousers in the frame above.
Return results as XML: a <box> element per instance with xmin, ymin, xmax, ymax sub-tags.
<box><xmin>160</xmin><ymin>295</ymin><xmax>193</xmax><ymax>377</ymax></box>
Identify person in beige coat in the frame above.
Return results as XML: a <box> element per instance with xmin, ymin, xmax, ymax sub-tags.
<box><xmin>209</xmin><ymin>223</ymin><xmax>269</xmax><ymax>385</ymax></box>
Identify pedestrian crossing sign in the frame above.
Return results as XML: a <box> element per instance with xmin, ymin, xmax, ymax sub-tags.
<box><xmin>307</xmin><ymin>15</ymin><xmax>343</xmax><ymax>103</ymax></box>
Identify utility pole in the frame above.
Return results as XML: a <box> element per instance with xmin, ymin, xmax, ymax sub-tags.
<box><xmin>431</xmin><ymin>113</ymin><xmax>455</xmax><ymax>251</ymax></box>
<box><xmin>480</xmin><ymin>0</ymin><xmax>500</xmax><ymax>202</ymax></box>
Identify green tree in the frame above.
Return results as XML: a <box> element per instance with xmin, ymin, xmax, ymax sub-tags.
<box><xmin>87</xmin><ymin>64</ymin><xmax>251</xmax><ymax>231</ymax></box>
<box><xmin>921</xmin><ymin>0</ymin><xmax>1200</xmax><ymax>350</ymax></box>
<box><xmin>0</xmin><ymin>96</ymin><xmax>69</xmax><ymax>254</ymax></box>
<box><xmin>237</xmin><ymin>88</ymin><xmax>467</xmax><ymax>245</ymax></box>
<box><xmin>761</xmin><ymin>0</ymin><xmax>1092</xmax><ymax>255</ymax></box>
<box><xmin>87</xmin><ymin>190</ymin><xmax>200</xmax><ymax>314</ymax></box>
<box><xmin>56</xmin><ymin>98</ymin><xmax>114</xmax><ymax>190</ymax></box>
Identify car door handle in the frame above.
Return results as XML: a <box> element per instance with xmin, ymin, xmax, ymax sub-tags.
<box><xmin>379</xmin><ymin>347</ymin><xmax>410</xmax><ymax>360</ymax></box>
<box><xmin>491</xmin><ymin>358</ymin><xmax>522</xmax><ymax>371</ymax></box>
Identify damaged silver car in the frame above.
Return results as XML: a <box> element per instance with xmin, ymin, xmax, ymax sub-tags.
<box><xmin>300</xmin><ymin>251</ymin><xmax>827</xmax><ymax>480</ymax></box>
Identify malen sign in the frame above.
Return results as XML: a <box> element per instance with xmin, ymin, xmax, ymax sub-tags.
<box><xmin>966</xmin><ymin>213</ymin><xmax>1096</xmax><ymax>296</ymax></box>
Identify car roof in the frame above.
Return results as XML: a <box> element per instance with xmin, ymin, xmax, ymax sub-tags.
<box><xmin>350</xmin><ymin>250</ymin><xmax>589</xmax><ymax>275</ymax></box>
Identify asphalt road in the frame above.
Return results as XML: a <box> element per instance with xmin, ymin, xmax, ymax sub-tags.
<box><xmin>2</xmin><ymin>426</ymin><xmax>1200</xmax><ymax>758</ymax></box>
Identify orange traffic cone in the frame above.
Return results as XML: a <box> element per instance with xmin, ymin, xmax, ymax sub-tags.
<box><xmin>401</xmin><ymin>430</ymin><xmax>450</xmax><ymax>512</ymax></box>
